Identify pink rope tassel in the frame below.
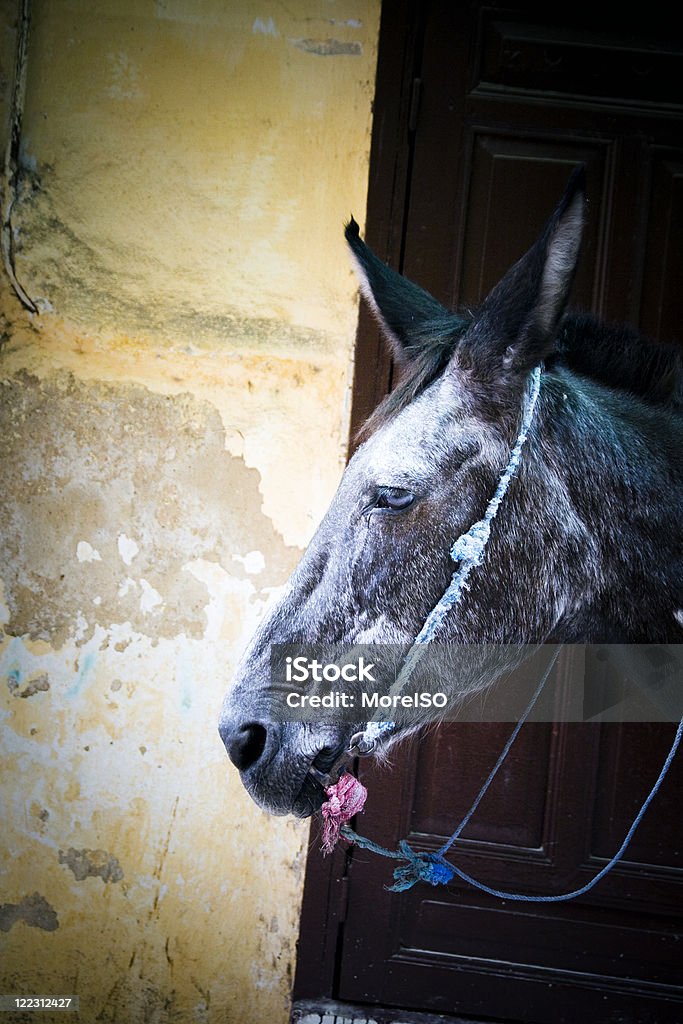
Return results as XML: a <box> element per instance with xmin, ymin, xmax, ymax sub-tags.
<box><xmin>320</xmin><ymin>773</ymin><xmax>367</xmax><ymax>854</ymax></box>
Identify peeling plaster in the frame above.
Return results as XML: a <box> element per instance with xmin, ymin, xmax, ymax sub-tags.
<box><xmin>0</xmin><ymin>372</ymin><xmax>300</xmax><ymax>646</ymax></box>
<box><xmin>290</xmin><ymin>38</ymin><xmax>363</xmax><ymax>56</ymax></box>
<box><xmin>0</xmin><ymin>893</ymin><xmax>59</xmax><ymax>932</ymax></box>
<box><xmin>117</xmin><ymin>534</ymin><xmax>139</xmax><ymax>566</ymax></box>
<box><xmin>7</xmin><ymin>670</ymin><xmax>49</xmax><ymax>698</ymax></box>
<box><xmin>0</xmin><ymin>316</ymin><xmax>348</xmax><ymax>547</ymax></box>
<box><xmin>234</xmin><ymin>549</ymin><xmax>266</xmax><ymax>575</ymax></box>
<box><xmin>76</xmin><ymin>540</ymin><xmax>102</xmax><ymax>563</ymax></box>
<box><xmin>0</xmin><ymin>578</ymin><xmax>9</xmax><ymax>625</ymax></box>
<box><xmin>253</xmin><ymin>17</ymin><xmax>278</xmax><ymax>36</ymax></box>
<box><xmin>58</xmin><ymin>847</ymin><xmax>124</xmax><ymax>884</ymax></box>
<box><xmin>139</xmin><ymin>578</ymin><xmax>163</xmax><ymax>614</ymax></box>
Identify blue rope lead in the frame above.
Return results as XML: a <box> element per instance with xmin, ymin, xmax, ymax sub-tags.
<box><xmin>342</xmin><ymin>713</ymin><xmax>683</xmax><ymax>899</ymax></box>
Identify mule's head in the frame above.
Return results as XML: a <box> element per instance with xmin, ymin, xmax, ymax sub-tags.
<box><xmin>219</xmin><ymin>170</ymin><xmax>586</xmax><ymax>816</ymax></box>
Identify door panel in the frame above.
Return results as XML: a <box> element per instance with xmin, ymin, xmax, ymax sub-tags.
<box><xmin>474</xmin><ymin>12</ymin><xmax>683</xmax><ymax>108</ymax></box>
<box><xmin>458</xmin><ymin>135</ymin><xmax>606</xmax><ymax>307</ymax></box>
<box><xmin>411</xmin><ymin>721</ymin><xmax>554</xmax><ymax>848</ymax></box>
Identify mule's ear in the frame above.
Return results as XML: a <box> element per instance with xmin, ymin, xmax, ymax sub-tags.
<box><xmin>345</xmin><ymin>217</ymin><xmax>457</xmax><ymax>367</ymax></box>
<box><xmin>460</xmin><ymin>166</ymin><xmax>586</xmax><ymax>378</ymax></box>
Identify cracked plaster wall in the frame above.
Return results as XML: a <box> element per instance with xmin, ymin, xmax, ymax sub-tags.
<box><xmin>0</xmin><ymin>2</ymin><xmax>380</xmax><ymax>1022</ymax></box>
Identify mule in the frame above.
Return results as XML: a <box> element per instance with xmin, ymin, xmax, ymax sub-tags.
<box><xmin>218</xmin><ymin>169</ymin><xmax>683</xmax><ymax>817</ymax></box>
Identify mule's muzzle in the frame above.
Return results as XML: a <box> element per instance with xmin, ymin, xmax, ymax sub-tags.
<box><xmin>218</xmin><ymin>710</ymin><xmax>357</xmax><ymax>817</ymax></box>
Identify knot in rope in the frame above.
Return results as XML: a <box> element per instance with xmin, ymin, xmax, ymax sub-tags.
<box><xmin>450</xmin><ymin>519</ymin><xmax>491</xmax><ymax>566</ymax></box>
<box><xmin>388</xmin><ymin>841</ymin><xmax>455</xmax><ymax>892</ymax></box>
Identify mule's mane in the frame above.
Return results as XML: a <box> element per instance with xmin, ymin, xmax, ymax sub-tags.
<box><xmin>359</xmin><ymin>311</ymin><xmax>682</xmax><ymax>439</ymax></box>
<box><xmin>555</xmin><ymin>314</ymin><xmax>683</xmax><ymax>409</ymax></box>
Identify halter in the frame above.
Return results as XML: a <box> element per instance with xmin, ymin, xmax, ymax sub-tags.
<box><xmin>311</xmin><ymin>363</ymin><xmax>543</xmax><ymax>785</ymax></box>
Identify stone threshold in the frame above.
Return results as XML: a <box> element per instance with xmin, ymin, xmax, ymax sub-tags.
<box><xmin>291</xmin><ymin>999</ymin><xmax>509</xmax><ymax>1024</ymax></box>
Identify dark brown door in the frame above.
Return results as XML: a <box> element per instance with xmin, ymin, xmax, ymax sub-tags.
<box><xmin>295</xmin><ymin>4</ymin><xmax>683</xmax><ymax>1021</ymax></box>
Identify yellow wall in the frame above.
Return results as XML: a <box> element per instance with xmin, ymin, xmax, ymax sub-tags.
<box><xmin>0</xmin><ymin>2</ymin><xmax>380</xmax><ymax>1021</ymax></box>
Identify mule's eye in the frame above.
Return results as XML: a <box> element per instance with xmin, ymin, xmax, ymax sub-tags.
<box><xmin>375</xmin><ymin>487</ymin><xmax>415</xmax><ymax>512</ymax></box>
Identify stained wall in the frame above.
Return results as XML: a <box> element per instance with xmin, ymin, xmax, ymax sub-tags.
<box><xmin>0</xmin><ymin>2</ymin><xmax>380</xmax><ymax>1021</ymax></box>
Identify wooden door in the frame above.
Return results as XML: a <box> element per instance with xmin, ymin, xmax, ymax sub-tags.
<box><xmin>295</xmin><ymin>4</ymin><xmax>683</xmax><ymax>1022</ymax></box>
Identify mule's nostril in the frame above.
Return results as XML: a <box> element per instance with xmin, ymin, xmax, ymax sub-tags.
<box><xmin>226</xmin><ymin>721</ymin><xmax>268</xmax><ymax>772</ymax></box>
